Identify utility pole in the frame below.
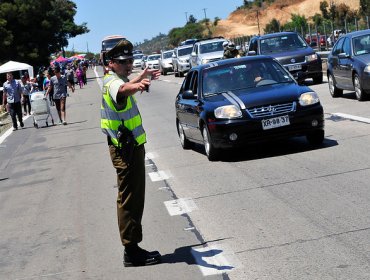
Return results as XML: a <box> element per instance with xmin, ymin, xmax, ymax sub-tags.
<box><xmin>257</xmin><ymin>10</ymin><xmax>260</xmax><ymax>36</ymax></box>
<box><xmin>185</xmin><ymin>12</ymin><xmax>188</xmax><ymax>23</ymax></box>
<box><xmin>86</xmin><ymin>42</ymin><xmax>89</xmax><ymax>54</ymax></box>
<box><xmin>202</xmin><ymin>8</ymin><xmax>207</xmax><ymax>21</ymax></box>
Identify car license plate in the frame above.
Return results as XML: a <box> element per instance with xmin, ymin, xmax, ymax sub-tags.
<box><xmin>288</xmin><ymin>64</ymin><xmax>302</xmax><ymax>71</ymax></box>
<box><xmin>262</xmin><ymin>115</ymin><xmax>290</xmax><ymax>130</ymax></box>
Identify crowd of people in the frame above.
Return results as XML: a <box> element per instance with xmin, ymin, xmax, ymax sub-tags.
<box><xmin>0</xmin><ymin>59</ymin><xmax>91</xmax><ymax>130</ymax></box>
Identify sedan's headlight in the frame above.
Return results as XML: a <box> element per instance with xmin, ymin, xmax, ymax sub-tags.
<box><xmin>364</xmin><ymin>65</ymin><xmax>370</xmax><ymax>73</ymax></box>
<box><xmin>305</xmin><ymin>53</ymin><xmax>318</xmax><ymax>62</ymax></box>
<box><xmin>202</xmin><ymin>58</ymin><xmax>210</xmax><ymax>64</ymax></box>
<box><xmin>179</xmin><ymin>58</ymin><xmax>187</xmax><ymax>63</ymax></box>
<box><xmin>214</xmin><ymin>105</ymin><xmax>242</xmax><ymax>119</ymax></box>
<box><xmin>299</xmin><ymin>92</ymin><xmax>320</xmax><ymax>106</ymax></box>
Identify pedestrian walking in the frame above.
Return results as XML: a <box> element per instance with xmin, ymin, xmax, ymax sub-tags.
<box><xmin>76</xmin><ymin>67</ymin><xmax>84</xmax><ymax>89</ymax></box>
<box><xmin>20</xmin><ymin>75</ymin><xmax>32</xmax><ymax>115</ymax></box>
<box><xmin>2</xmin><ymin>72</ymin><xmax>24</xmax><ymax>131</ymax></box>
<box><xmin>101</xmin><ymin>39</ymin><xmax>161</xmax><ymax>267</ymax></box>
<box><xmin>65</xmin><ymin>65</ymin><xmax>75</xmax><ymax>93</ymax></box>
<box><xmin>44</xmin><ymin>69</ymin><xmax>55</xmax><ymax>106</ymax></box>
<box><xmin>46</xmin><ymin>66</ymin><xmax>68</xmax><ymax>125</ymax></box>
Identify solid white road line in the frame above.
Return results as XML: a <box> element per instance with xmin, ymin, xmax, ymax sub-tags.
<box><xmin>331</xmin><ymin>113</ymin><xmax>370</xmax><ymax>124</ymax></box>
<box><xmin>164</xmin><ymin>198</ymin><xmax>198</xmax><ymax>216</ymax></box>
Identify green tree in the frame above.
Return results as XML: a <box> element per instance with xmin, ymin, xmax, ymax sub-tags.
<box><xmin>168</xmin><ymin>23</ymin><xmax>205</xmax><ymax>46</ymax></box>
<box><xmin>319</xmin><ymin>1</ymin><xmax>329</xmax><ymax>19</ymax></box>
<box><xmin>0</xmin><ymin>0</ymin><xmax>88</xmax><ymax>68</ymax></box>
<box><xmin>360</xmin><ymin>0</ymin><xmax>370</xmax><ymax>16</ymax></box>
<box><xmin>264</xmin><ymin>18</ymin><xmax>280</xmax><ymax>33</ymax></box>
<box><xmin>188</xmin><ymin>14</ymin><xmax>197</xmax><ymax>24</ymax></box>
<box><xmin>312</xmin><ymin>13</ymin><xmax>324</xmax><ymax>26</ymax></box>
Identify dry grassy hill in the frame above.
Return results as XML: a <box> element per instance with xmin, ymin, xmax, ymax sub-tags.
<box><xmin>214</xmin><ymin>0</ymin><xmax>360</xmax><ymax>38</ymax></box>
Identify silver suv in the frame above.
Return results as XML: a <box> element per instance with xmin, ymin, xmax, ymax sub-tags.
<box><xmin>190</xmin><ymin>37</ymin><xmax>227</xmax><ymax>68</ymax></box>
<box><xmin>172</xmin><ymin>45</ymin><xmax>193</xmax><ymax>77</ymax></box>
<box><xmin>158</xmin><ymin>49</ymin><xmax>174</xmax><ymax>75</ymax></box>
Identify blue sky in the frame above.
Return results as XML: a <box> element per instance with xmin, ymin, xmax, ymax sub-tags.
<box><xmin>67</xmin><ymin>0</ymin><xmax>244</xmax><ymax>54</ymax></box>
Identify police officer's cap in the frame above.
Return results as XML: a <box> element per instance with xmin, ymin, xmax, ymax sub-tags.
<box><xmin>107</xmin><ymin>39</ymin><xmax>134</xmax><ymax>60</ymax></box>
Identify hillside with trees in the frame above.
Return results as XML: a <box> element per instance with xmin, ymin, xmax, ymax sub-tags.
<box><xmin>138</xmin><ymin>0</ymin><xmax>365</xmax><ymax>53</ymax></box>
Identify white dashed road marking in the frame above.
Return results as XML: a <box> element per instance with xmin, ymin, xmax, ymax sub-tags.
<box><xmin>164</xmin><ymin>198</ymin><xmax>198</xmax><ymax>216</ymax></box>
<box><xmin>191</xmin><ymin>244</ymin><xmax>236</xmax><ymax>276</ymax></box>
<box><xmin>148</xmin><ymin>170</ymin><xmax>170</xmax><ymax>182</ymax></box>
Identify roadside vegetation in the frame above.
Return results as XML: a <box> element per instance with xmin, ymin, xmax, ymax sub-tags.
<box><xmin>0</xmin><ymin>0</ymin><xmax>88</xmax><ymax>68</ymax></box>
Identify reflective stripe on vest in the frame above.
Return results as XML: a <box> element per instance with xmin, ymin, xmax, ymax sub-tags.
<box><xmin>101</xmin><ymin>73</ymin><xmax>146</xmax><ymax>147</ymax></box>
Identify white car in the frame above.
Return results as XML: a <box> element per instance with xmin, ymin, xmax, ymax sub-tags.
<box><xmin>158</xmin><ymin>50</ymin><xmax>174</xmax><ymax>75</ymax></box>
<box><xmin>140</xmin><ymin>56</ymin><xmax>148</xmax><ymax>70</ymax></box>
<box><xmin>145</xmin><ymin>54</ymin><xmax>161</xmax><ymax>69</ymax></box>
<box><xmin>190</xmin><ymin>37</ymin><xmax>227</xmax><ymax>68</ymax></box>
<box><xmin>172</xmin><ymin>45</ymin><xmax>193</xmax><ymax>77</ymax></box>
<box><xmin>133</xmin><ymin>54</ymin><xmax>144</xmax><ymax>68</ymax></box>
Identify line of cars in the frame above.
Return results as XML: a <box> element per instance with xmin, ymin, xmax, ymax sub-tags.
<box><xmin>175</xmin><ymin>29</ymin><xmax>370</xmax><ymax>160</ymax></box>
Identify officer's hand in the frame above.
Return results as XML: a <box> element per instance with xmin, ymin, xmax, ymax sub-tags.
<box><xmin>143</xmin><ymin>67</ymin><xmax>160</xmax><ymax>81</ymax></box>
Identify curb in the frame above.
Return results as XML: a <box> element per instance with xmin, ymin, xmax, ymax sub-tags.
<box><xmin>0</xmin><ymin>112</ymin><xmax>8</xmax><ymax>121</ymax></box>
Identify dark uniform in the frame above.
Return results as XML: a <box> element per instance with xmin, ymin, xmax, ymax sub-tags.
<box><xmin>101</xmin><ymin>39</ymin><xmax>161</xmax><ymax>267</ymax></box>
<box><xmin>223</xmin><ymin>47</ymin><xmax>239</xmax><ymax>59</ymax></box>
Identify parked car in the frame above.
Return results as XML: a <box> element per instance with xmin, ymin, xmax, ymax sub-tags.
<box><xmin>327</xmin><ymin>29</ymin><xmax>370</xmax><ymax>101</ymax></box>
<box><xmin>172</xmin><ymin>45</ymin><xmax>193</xmax><ymax>77</ymax></box>
<box><xmin>158</xmin><ymin>49</ymin><xmax>174</xmax><ymax>75</ymax></box>
<box><xmin>190</xmin><ymin>37</ymin><xmax>227</xmax><ymax>68</ymax></box>
<box><xmin>145</xmin><ymin>54</ymin><xmax>160</xmax><ymax>69</ymax></box>
<box><xmin>133</xmin><ymin>53</ymin><xmax>144</xmax><ymax>68</ymax></box>
<box><xmin>175</xmin><ymin>56</ymin><xmax>325</xmax><ymax>160</ymax></box>
<box><xmin>247</xmin><ymin>32</ymin><xmax>323</xmax><ymax>84</ymax></box>
<box><xmin>305</xmin><ymin>34</ymin><xmax>327</xmax><ymax>48</ymax></box>
<box><xmin>140</xmin><ymin>55</ymin><xmax>148</xmax><ymax>70</ymax></box>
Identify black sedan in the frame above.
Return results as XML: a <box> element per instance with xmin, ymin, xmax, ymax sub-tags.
<box><xmin>175</xmin><ymin>56</ymin><xmax>325</xmax><ymax>160</ymax></box>
<box><xmin>327</xmin><ymin>29</ymin><xmax>370</xmax><ymax>101</ymax></box>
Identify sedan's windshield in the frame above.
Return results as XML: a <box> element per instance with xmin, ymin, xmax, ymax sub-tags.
<box><xmin>260</xmin><ymin>34</ymin><xmax>308</xmax><ymax>54</ymax></box>
<box><xmin>353</xmin><ymin>34</ymin><xmax>370</xmax><ymax>55</ymax></box>
<box><xmin>163</xmin><ymin>51</ymin><xmax>173</xmax><ymax>59</ymax></box>
<box><xmin>202</xmin><ymin>60</ymin><xmax>294</xmax><ymax>97</ymax></box>
<box><xmin>148</xmin><ymin>55</ymin><xmax>160</xmax><ymax>61</ymax></box>
<box><xmin>178</xmin><ymin>47</ymin><xmax>193</xmax><ymax>57</ymax></box>
<box><xmin>200</xmin><ymin>41</ymin><xmax>224</xmax><ymax>54</ymax></box>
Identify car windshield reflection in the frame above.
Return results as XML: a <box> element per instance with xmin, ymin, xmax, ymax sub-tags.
<box><xmin>202</xmin><ymin>60</ymin><xmax>294</xmax><ymax>97</ymax></box>
<box><xmin>260</xmin><ymin>34</ymin><xmax>308</xmax><ymax>54</ymax></box>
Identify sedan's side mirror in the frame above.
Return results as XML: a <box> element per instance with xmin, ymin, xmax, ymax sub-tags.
<box><xmin>191</xmin><ymin>52</ymin><xmax>196</xmax><ymax>57</ymax></box>
<box><xmin>247</xmin><ymin>50</ymin><xmax>256</xmax><ymax>56</ymax></box>
<box><xmin>172</xmin><ymin>54</ymin><xmax>176</xmax><ymax>58</ymax></box>
<box><xmin>182</xmin><ymin>90</ymin><xmax>196</xmax><ymax>99</ymax></box>
<box><xmin>338</xmin><ymin>52</ymin><xmax>350</xmax><ymax>59</ymax></box>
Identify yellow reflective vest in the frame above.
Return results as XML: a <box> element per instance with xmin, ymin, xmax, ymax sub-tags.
<box><xmin>101</xmin><ymin>72</ymin><xmax>146</xmax><ymax>147</ymax></box>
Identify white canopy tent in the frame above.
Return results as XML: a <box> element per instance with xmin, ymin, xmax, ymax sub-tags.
<box><xmin>0</xmin><ymin>60</ymin><xmax>34</xmax><ymax>79</ymax></box>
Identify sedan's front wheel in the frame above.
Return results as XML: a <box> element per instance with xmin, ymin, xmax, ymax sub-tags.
<box><xmin>202</xmin><ymin>126</ymin><xmax>219</xmax><ymax>161</ymax></box>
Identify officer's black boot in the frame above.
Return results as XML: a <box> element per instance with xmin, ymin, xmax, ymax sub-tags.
<box><xmin>123</xmin><ymin>244</ymin><xmax>161</xmax><ymax>267</ymax></box>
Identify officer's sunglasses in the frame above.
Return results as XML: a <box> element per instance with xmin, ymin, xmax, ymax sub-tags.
<box><xmin>114</xmin><ymin>59</ymin><xmax>134</xmax><ymax>65</ymax></box>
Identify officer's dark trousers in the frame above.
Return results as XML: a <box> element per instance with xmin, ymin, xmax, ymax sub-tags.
<box><xmin>8</xmin><ymin>102</ymin><xmax>23</xmax><ymax>129</ymax></box>
<box><xmin>109</xmin><ymin>144</ymin><xmax>145</xmax><ymax>247</ymax></box>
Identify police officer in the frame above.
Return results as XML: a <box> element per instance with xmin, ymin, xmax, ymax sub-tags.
<box><xmin>223</xmin><ymin>42</ymin><xmax>239</xmax><ymax>59</ymax></box>
<box><xmin>101</xmin><ymin>39</ymin><xmax>161</xmax><ymax>267</ymax></box>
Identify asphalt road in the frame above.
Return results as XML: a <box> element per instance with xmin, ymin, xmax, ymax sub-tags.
<box><xmin>0</xmin><ymin>67</ymin><xmax>369</xmax><ymax>280</ymax></box>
